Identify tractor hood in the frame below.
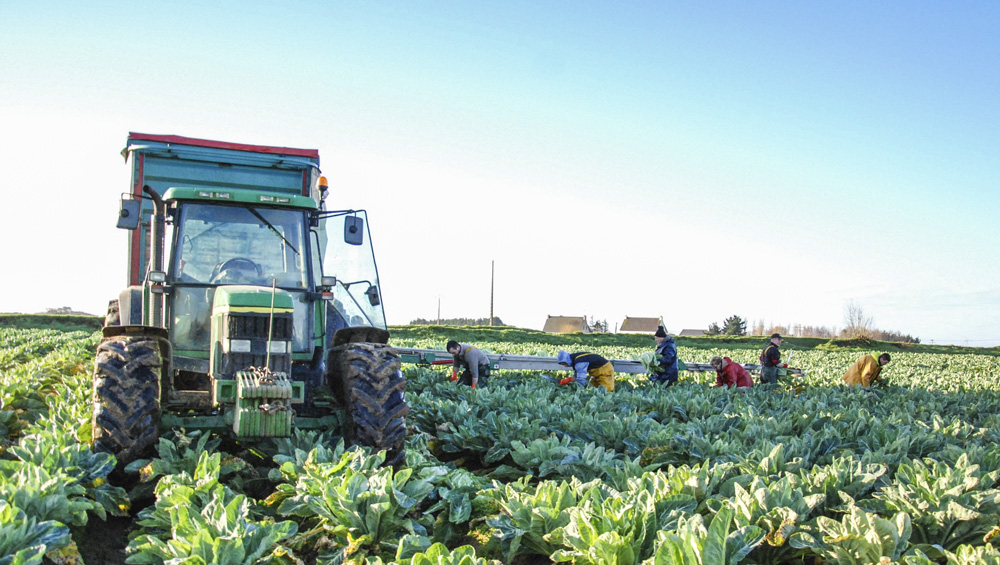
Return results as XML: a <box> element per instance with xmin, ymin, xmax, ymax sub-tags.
<box><xmin>212</xmin><ymin>285</ymin><xmax>295</xmax><ymax>314</ymax></box>
<box><xmin>210</xmin><ymin>285</ymin><xmax>296</xmax><ymax>382</ymax></box>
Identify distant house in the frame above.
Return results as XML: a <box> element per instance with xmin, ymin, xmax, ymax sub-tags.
<box><xmin>619</xmin><ymin>316</ymin><xmax>664</xmax><ymax>334</ymax></box>
<box><xmin>543</xmin><ymin>315</ymin><xmax>591</xmax><ymax>334</ymax></box>
<box><xmin>678</xmin><ymin>328</ymin><xmax>707</xmax><ymax>337</ymax></box>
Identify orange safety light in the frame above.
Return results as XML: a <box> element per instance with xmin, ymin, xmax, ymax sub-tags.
<box><xmin>317</xmin><ymin>175</ymin><xmax>330</xmax><ymax>202</ymax></box>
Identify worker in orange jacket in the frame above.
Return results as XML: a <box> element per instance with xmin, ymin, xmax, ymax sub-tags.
<box><xmin>842</xmin><ymin>353</ymin><xmax>891</xmax><ymax>387</ymax></box>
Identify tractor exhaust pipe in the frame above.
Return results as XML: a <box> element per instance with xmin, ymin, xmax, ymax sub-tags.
<box><xmin>143</xmin><ymin>185</ymin><xmax>166</xmax><ymax>327</ymax></box>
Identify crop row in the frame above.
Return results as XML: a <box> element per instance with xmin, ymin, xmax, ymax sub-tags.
<box><xmin>1</xmin><ymin>327</ymin><xmax>999</xmax><ymax>564</ymax></box>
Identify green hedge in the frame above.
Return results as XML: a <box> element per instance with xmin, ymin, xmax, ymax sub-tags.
<box><xmin>0</xmin><ymin>314</ymin><xmax>103</xmax><ymax>332</ymax></box>
<box><xmin>389</xmin><ymin>325</ymin><xmax>999</xmax><ymax>356</ymax></box>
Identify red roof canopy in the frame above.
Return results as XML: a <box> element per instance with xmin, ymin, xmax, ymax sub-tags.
<box><xmin>128</xmin><ymin>132</ymin><xmax>319</xmax><ymax>159</ymax></box>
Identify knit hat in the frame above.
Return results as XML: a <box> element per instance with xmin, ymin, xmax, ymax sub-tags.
<box><xmin>654</xmin><ymin>326</ymin><xmax>667</xmax><ymax>338</ymax></box>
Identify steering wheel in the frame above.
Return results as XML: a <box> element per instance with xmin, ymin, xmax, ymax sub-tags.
<box><xmin>210</xmin><ymin>257</ymin><xmax>262</xmax><ymax>284</ymax></box>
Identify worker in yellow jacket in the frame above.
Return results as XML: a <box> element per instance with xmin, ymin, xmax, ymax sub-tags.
<box><xmin>842</xmin><ymin>353</ymin><xmax>891</xmax><ymax>386</ymax></box>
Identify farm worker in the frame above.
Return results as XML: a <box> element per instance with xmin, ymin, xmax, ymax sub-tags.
<box><xmin>446</xmin><ymin>340</ymin><xmax>490</xmax><ymax>388</ymax></box>
<box><xmin>759</xmin><ymin>333</ymin><xmax>787</xmax><ymax>384</ymax></box>
<box><xmin>556</xmin><ymin>351</ymin><xmax>615</xmax><ymax>392</ymax></box>
<box><xmin>649</xmin><ymin>326</ymin><xmax>679</xmax><ymax>386</ymax></box>
<box><xmin>710</xmin><ymin>356</ymin><xmax>753</xmax><ymax>388</ymax></box>
<box><xmin>842</xmin><ymin>353</ymin><xmax>891</xmax><ymax>387</ymax></box>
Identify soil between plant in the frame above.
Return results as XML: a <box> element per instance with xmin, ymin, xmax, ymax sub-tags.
<box><xmin>74</xmin><ymin>515</ymin><xmax>133</xmax><ymax>564</ymax></box>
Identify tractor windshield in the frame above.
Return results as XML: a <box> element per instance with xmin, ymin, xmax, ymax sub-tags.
<box><xmin>168</xmin><ymin>202</ymin><xmax>312</xmax><ymax>352</ymax></box>
<box><xmin>172</xmin><ymin>203</ymin><xmax>308</xmax><ymax>288</ymax></box>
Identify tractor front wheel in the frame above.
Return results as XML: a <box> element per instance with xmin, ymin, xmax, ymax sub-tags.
<box><xmin>92</xmin><ymin>330</ymin><xmax>168</xmax><ymax>467</ymax></box>
<box><xmin>330</xmin><ymin>343</ymin><xmax>408</xmax><ymax>468</ymax></box>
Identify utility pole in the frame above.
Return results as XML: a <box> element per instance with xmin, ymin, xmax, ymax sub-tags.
<box><xmin>489</xmin><ymin>260</ymin><xmax>494</xmax><ymax>326</ymax></box>
<box><xmin>436</xmin><ymin>296</ymin><xmax>441</xmax><ymax>325</ymax></box>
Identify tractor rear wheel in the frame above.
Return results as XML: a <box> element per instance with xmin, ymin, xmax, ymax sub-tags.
<box><xmin>331</xmin><ymin>343</ymin><xmax>408</xmax><ymax>468</ymax></box>
<box><xmin>92</xmin><ymin>331</ymin><xmax>167</xmax><ymax>467</ymax></box>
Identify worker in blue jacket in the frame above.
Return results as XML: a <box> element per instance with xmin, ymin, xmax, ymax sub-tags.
<box><xmin>650</xmin><ymin>326</ymin><xmax>679</xmax><ymax>385</ymax></box>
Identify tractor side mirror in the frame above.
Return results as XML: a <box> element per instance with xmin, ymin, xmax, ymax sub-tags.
<box><xmin>117</xmin><ymin>198</ymin><xmax>141</xmax><ymax>230</ymax></box>
<box><xmin>365</xmin><ymin>284</ymin><xmax>381</xmax><ymax>306</ymax></box>
<box><xmin>344</xmin><ymin>216</ymin><xmax>364</xmax><ymax>246</ymax></box>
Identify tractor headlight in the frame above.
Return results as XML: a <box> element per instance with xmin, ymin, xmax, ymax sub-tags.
<box><xmin>229</xmin><ymin>339</ymin><xmax>252</xmax><ymax>353</ymax></box>
<box><xmin>268</xmin><ymin>341</ymin><xmax>290</xmax><ymax>354</ymax></box>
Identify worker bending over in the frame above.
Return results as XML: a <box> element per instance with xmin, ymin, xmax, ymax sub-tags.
<box><xmin>556</xmin><ymin>351</ymin><xmax>615</xmax><ymax>392</ymax></box>
<box><xmin>843</xmin><ymin>353</ymin><xmax>891</xmax><ymax>387</ymax></box>
<box><xmin>446</xmin><ymin>340</ymin><xmax>490</xmax><ymax>388</ymax></box>
<box><xmin>710</xmin><ymin>356</ymin><xmax>753</xmax><ymax>388</ymax></box>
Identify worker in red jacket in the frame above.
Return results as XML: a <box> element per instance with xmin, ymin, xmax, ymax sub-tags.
<box><xmin>710</xmin><ymin>356</ymin><xmax>753</xmax><ymax>388</ymax></box>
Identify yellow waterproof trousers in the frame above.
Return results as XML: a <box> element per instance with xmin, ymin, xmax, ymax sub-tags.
<box><xmin>588</xmin><ymin>363</ymin><xmax>615</xmax><ymax>392</ymax></box>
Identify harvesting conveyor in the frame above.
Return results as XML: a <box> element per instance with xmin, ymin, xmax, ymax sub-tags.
<box><xmin>395</xmin><ymin>348</ymin><xmax>806</xmax><ymax>376</ymax></box>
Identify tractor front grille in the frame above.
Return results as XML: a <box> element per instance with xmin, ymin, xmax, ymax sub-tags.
<box><xmin>219</xmin><ymin>312</ymin><xmax>293</xmax><ymax>377</ymax></box>
<box><xmin>228</xmin><ymin>313</ymin><xmax>293</xmax><ymax>340</ymax></box>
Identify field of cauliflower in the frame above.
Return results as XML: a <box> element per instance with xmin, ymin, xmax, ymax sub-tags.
<box><xmin>2</xmin><ymin>322</ymin><xmax>1000</xmax><ymax>564</ymax></box>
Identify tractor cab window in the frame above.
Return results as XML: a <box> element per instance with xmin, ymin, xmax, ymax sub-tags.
<box><xmin>171</xmin><ymin>203</ymin><xmax>308</xmax><ymax>289</ymax></box>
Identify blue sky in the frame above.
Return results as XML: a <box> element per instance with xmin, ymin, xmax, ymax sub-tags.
<box><xmin>1</xmin><ymin>2</ymin><xmax>998</xmax><ymax>345</ymax></box>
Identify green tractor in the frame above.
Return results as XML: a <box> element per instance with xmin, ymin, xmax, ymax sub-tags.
<box><xmin>94</xmin><ymin>133</ymin><xmax>407</xmax><ymax>467</ymax></box>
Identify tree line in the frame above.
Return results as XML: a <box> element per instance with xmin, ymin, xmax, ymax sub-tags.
<box><xmin>705</xmin><ymin>302</ymin><xmax>920</xmax><ymax>343</ymax></box>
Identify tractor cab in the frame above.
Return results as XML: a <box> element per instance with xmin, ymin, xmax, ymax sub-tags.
<box><xmin>164</xmin><ymin>193</ymin><xmax>314</xmax><ymax>356</ymax></box>
<box><xmin>138</xmin><ymin>187</ymin><xmax>389</xmax><ymax>402</ymax></box>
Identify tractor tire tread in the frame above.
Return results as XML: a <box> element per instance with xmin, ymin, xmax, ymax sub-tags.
<box><xmin>92</xmin><ymin>334</ymin><xmax>164</xmax><ymax>467</ymax></box>
<box><xmin>333</xmin><ymin>343</ymin><xmax>408</xmax><ymax>467</ymax></box>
